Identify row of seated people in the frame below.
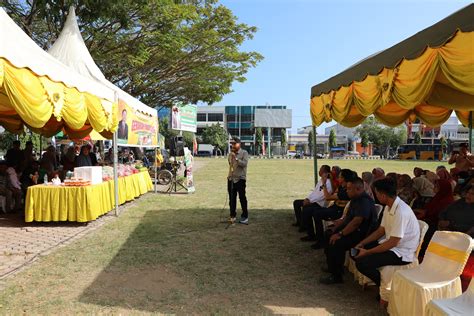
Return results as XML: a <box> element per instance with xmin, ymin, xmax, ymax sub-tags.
<box><xmin>292</xmin><ymin>165</ymin><xmax>474</xmax><ymax>305</ymax></box>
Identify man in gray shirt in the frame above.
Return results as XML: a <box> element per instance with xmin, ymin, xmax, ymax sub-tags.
<box><xmin>228</xmin><ymin>137</ymin><xmax>249</xmax><ymax>224</ymax></box>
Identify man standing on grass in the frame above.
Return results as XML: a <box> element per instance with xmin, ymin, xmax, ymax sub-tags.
<box><xmin>228</xmin><ymin>137</ymin><xmax>249</xmax><ymax>225</ymax></box>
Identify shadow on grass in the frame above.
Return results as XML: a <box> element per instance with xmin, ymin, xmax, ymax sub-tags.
<box><xmin>79</xmin><ymin>207</ymin><xmax>382</xmax><ymax>315</ymax></box>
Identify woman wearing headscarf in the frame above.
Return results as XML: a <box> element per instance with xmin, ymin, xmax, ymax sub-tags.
<box><xmin>75</xmin><ymin>145</ymin><xmax>92</xmax><ymax>167</ymax></box>
<box><xmin>425</xmin><ymin>171</ymin><xmax>439</xmax><ymax>184</ymax></box>
<box><xmin>397</xmin><ymin>174</ymin><xmax>417</xmax><ymax>206</ymax></box>
<box><xmin>412</xmin><ymin>176</ymin><xmax>435</xmax><ymax>208</ymax></box>
<box><xmin>436</xmin><ymin>168</ymin><xmax>456</xmax><ymax>191</ymax></box>
<box><xmin>416</xmin><ymin>179</ymin><xmax>455</xmax><ymax>259</ymax></box>
<box><xmin>361</xmin><ymin>171</ymin><xmax>374</xmax><ymax>200</ymax></box>
<box><xmin>61</xmin><ymin>146</ymin><xmax>76</xmax><ymax>172</ymax></box>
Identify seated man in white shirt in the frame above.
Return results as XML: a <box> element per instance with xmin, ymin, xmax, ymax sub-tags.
<box><xmin>355</xmin><ymin>177</ymin><xmax>420</xmax><ymax>288</ymax></box>
<box><xmin>293</xmin><ymin>165</ymin><xmax>332</xmax><ymax>231</ymax></box>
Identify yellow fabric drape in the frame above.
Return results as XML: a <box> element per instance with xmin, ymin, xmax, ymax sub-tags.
<box><xmin>310</xmin><ymin>30</ymin><xmax>474</xmax><ymax>128</ymax></box>
<box><xmin>0</xmin><ymin>58</ymin><xmax>118</xmax><ymax>137</ymax></box>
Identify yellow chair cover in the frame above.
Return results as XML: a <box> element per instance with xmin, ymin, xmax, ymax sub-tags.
<box><xmin>379</xmin><ymin>220</ymin><xmax>429</xmax><ymax>301</ymax></box>
<box><xmin>388</xmin><ymin>231</ymin><xmax>473</xmax><ymax>316</ymax></box>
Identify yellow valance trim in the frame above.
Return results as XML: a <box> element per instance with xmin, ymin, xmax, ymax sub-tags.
<box><xmin>310</xmin><ymin>31</ymin><xmax>474</xmax><ymax>128</ymax></box>
<box><xmin>0</xmin><ymin>58</ymin><xmax>118</xmax><ymax>138</ymax></box>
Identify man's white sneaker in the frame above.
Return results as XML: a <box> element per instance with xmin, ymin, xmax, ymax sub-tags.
<box><xmin>239</xmin><ymin>217</ymin><xmax>249</xmax><ymax>225</ymax></box>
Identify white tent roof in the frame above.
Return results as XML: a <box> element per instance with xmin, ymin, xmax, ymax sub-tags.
<box><xmin>48</xmin><ymin>7</ymin><xmax>156</xmax><ymax>117</ymax></box>
<box><xmin>0</xmin><ymin>8</ymin><xmax>115</xmax><ymax>102</ymax></box>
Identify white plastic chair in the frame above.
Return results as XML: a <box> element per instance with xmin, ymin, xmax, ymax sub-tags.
<box><xmin>425</xmin><ymin>278</ymin><xmax>474</xmax><ymax>316</ymax></box>
<box><xmin>388</xmin><ymin>231</ymin><xmax>474</xmax><ymax>316</ymax></box>
<box><xmin>379</xmin><ymin>220</ymin><xmax>428</xmax><ymax>301</ymax></box>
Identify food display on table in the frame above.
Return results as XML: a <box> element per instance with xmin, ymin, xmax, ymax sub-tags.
<box><xmin>63</xmin><ymin>178</ymin><xmax>91</xmax><ymax>186</ymax></box>
<box><xmin>117</xmin><ymin>164</ymin><xmax>139</xmax><ymax>177</ymax></box>
<box><xmin>102</xmin><ymin>166</ymin><xmax>114</xmax><ymax>181</ymax></box>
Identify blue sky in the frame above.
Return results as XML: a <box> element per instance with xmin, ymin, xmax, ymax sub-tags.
<box><xmin>210</xmin><ymin>0</ymin><xmax>471</xmax><ymax>134</ymax></box>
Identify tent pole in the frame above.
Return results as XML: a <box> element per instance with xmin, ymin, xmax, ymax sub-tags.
<box><xmin>469</xmin><ymin>111</ymin><xmax>473</xmax><ymax>153</ymax></box>
<box><xmin>154</xmin><ymin>147</ymin><xmax>158</xmax><ymax>193</ymax></box>
<box><xmin>312</xmin><ymin>126</ymin><xmax>318</xmax><ymax>186</ymax></box>
<box><xmin>113</xmin><ymin>132</ymin><xmax>119</xmax><ymax>216</ymax></box>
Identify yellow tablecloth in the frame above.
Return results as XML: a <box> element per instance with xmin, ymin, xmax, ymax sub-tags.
<box><xmin>25</xmin><ymin>171</ymin><xmax>153</xmax><ymax>222</ymax></box>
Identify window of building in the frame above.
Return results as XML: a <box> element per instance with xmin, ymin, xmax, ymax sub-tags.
<box><xmin>197</xmin><ymin>113</ymin><xmax>207</xmax><ymax>122</ymax></box>
<box><xmin>240</xmin><ymin>114</ymin><xmax>253</xmax><ymax>122</ymax></box>
<box><xmin>208</xmin><ymin>113</ymin><xmax>223</xmax><ymax>122</ymax></box>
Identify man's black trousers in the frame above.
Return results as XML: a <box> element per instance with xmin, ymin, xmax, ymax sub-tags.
<box><xmin>228</xmin><ymin>179</ymin><xmax>248</xmax><ymax>218</ymax></box>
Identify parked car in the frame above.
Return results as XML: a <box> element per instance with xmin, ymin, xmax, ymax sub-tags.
<box><xmin>287</xmin><ymin>150</ymin><xmax>297</xmax><ymax>158</ymax></box>
<box><xmin>196</xmin><ymin>150</ymin><xmax>212</xmax><ymax>157</ymax></box>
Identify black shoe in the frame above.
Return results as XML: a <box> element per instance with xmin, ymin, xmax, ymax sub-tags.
<box><xmin>311</xmin><ymin>241</ymin><xmax>325</xmax><ymax>250</ymax></box>
<box><xmin>319</xmin><ymin>275</ymin><xmax>343</xmax><ymax>285</ymax></box>
<box><xmin>300</xmin><ymin>236</ymin><xmax>317</xmax><ymax>242</ymax></box>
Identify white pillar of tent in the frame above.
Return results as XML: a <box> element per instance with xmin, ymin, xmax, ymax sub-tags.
<box><xmin>113</xmin><ymin>92</ymin><xmax>120</xmax><ymax>216</ymax></box>
<box><xmin>113</xmin><ymin>131</ymin><xmax>119</xmax><ymax>216</ymax></box>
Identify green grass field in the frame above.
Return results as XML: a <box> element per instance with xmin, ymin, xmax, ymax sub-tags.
<box><xmin>0</xmin><ymin>159</ymin><xmax>447</xmax><ymax>315</ymax></box>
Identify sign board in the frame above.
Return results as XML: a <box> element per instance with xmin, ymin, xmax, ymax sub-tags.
<box><xmin>171</xmin><ymin>104</ymin><xmax>197</xmax><ymax>133</ymax></box>
<box><xmin>254</xmin><ymin>109</ymin><xmax>292</xmax><ymax>128</ymax></box>
<box><xmin>117</xmin><ymin>99</ymin><xmax>158</xmax><ymax>147</ymax></box>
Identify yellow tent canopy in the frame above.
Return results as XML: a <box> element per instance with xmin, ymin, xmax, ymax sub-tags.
<box><xmin>310</xmin><ymin>4</ymin><xmax>474</xmax><ymax>129</ymax></box>
<box><xmin>0</xmin><ymin>8</ymin><xmax>118</xmax><ymax>138</ymax></box>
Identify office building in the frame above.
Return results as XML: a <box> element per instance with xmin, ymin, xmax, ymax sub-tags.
<box><xmin>197</xmin><ymin>105</ymin><xmax>292</xmax><ymax>154</ymax></box>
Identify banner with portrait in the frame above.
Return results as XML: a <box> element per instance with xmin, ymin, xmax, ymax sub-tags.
<box><xmin>117</xmin><ymin>99</ymin><xmax>158</xmax><ymax>147</ymax></box>
<box><xmin>171</xmin><ymin>103</ymin><xmax>197</xmax><ymax>133</ymax></box>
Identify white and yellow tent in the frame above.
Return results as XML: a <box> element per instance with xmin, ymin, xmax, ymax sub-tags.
<box><xmin>48</xmin><ymin>7</ymin><xmax>158</xmax><ymax>145</ymax></box>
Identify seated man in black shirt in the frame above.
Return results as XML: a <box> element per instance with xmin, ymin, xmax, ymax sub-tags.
<box><xmin>320</xmin><ymin>177</ymin><xmax>378</xmax><ymax>284</ymax></box>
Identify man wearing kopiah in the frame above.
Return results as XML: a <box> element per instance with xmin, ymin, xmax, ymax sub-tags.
<box><xmin>228</xmin><ymin>137</ymin><xmax>249</xmax><ymax>225</ymax></box>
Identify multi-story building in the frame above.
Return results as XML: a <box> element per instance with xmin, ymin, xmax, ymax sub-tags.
<box><xmin>196</xmin><ymin>106</ymin><xmax>226</xmax><ymax>135</ymax></box>
<box><xmin>197</xmin><ymin>105</ymin><xmax>291</xmax><ymax>154</ymax></box>
<box><xmin>288</xmin><ymin>133</ymin><xmax>348</xmax><ymax>155</ymax></box>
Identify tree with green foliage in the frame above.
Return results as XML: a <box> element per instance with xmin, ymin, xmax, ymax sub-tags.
<box><xmin>414</xmin><ymin>131</ymin><xmax>422</xmax><ymax>144</ymax></box>
<box><xmin>3</xmin><ymin>0</ymin><xmax>263</xmax><ymax>107</ymax></box>
<box><xmin>329</xmin><ymin>129</ymin><xmax>337</xmax><ymax>149</ymax></box>
<box><xmin>440</xmin><ymin>136</ymin><xmax>447</xmax><ymax>158</ymax></box>
<box><xmin>356</xmin><ymin>117</ymin><xmax>406</xmax><ymax>158</ymax></box>
<box><xmin>202</xmin><ymin>123</ymin><xmax>228</xmax><ymax>152</ymax></box>
<box><xmin>308</xmin><ymin>129</ymin><xmax>314</xmax><ymax>156</ymax></box>
<box><xmin>159</xmin><ymin>117</ymin><xmax>178</xmax><ymax>149</ymax></box>
<box><xmin>255</xmin><ymin>127</ymin><xmax>263</xmax><ymax>155</ymax></box>
<box><xmin>0</xmin><ymin>129</ymin><xmax>42</xmax><ymax>154</ymax></box>
<box><xmin>361</xmin><ymin>132</ymin><xmax>369</xmax><ymax>154</ymax></box>
<box><xmin>281</xmin><ymin>129</ymin><xmax>287</xmax><ymax>154</ymax></box>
